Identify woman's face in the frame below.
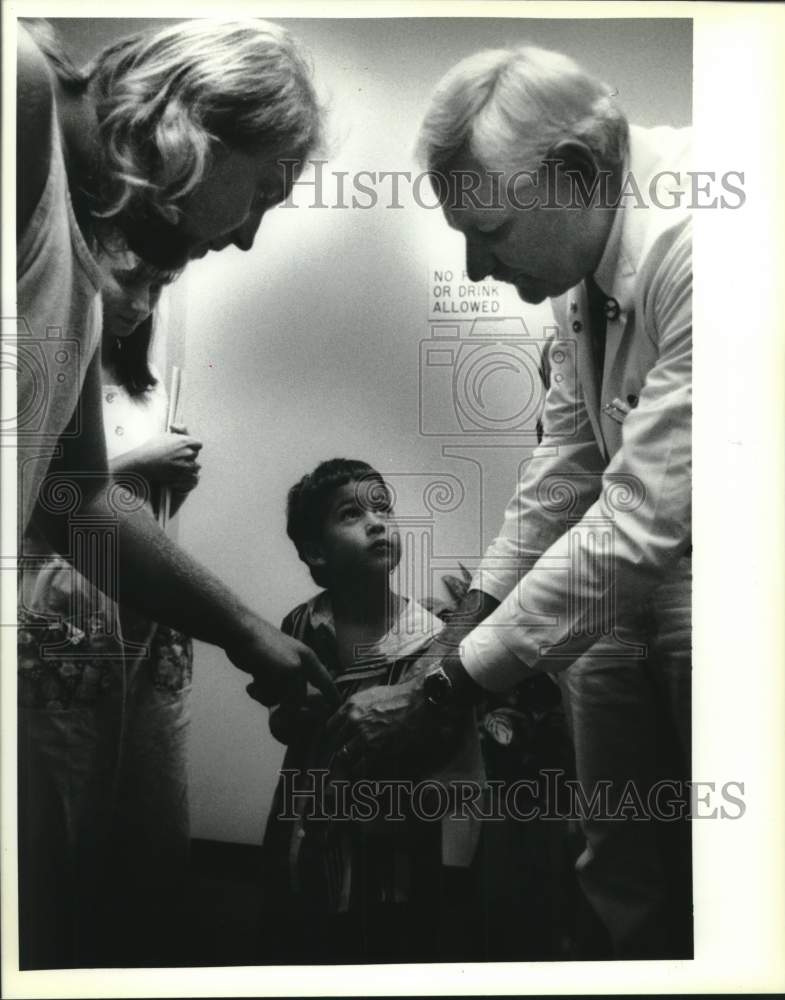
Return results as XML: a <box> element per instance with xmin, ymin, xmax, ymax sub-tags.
<box><xmin>120</xmin><ymin>148</ymin><xmax>295</xmax><ymax>270</ymax></box>
<box><xmin>101</xmin><ymin>255</ymin><xmax>164</xmax><ymax>339</ymax></box>
<box><xmin>174</xmin><ymin>148</ymin><xmax>294</xmax><ymax>261</ymax></box>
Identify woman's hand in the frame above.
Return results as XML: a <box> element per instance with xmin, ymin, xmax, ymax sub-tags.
<box><xmin>232</xmin><ymin>617</ymin><xmax>340</xmax><ymax>709</ymax></box>
<box><xmin>269</xmin><ymin>689</ymin><xmax>332</xmax><ymax>745</ymax></box>
<box><xmin>112</xmin><ymin>424</ymin><xmax>202</xmax><ymax>490</ymax></box>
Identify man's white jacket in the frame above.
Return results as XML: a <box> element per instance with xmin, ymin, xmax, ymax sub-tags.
<box><xmin>462</xmin><ymin>125</ymin><xmax>692</xmax><ymax>691</ymax></box>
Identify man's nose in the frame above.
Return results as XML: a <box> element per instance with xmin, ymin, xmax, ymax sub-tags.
<box><xmin>230</xmin><ymin>206</ymin><xmax>267</xmax><ymax>253</ymax></box>
<box><xmin>465</xmin><ymin>238</ymin><xmax>495</xmax><ymax>282</ymax></box>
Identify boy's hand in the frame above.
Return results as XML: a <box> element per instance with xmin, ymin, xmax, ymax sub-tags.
<box><xmin>225</xmin><ymin>616</ymin><xmax>339</xmax><ymax>708</ymax></box>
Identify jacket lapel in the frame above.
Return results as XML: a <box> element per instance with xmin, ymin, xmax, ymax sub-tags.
<box><xmin>597</xmin><ymin>310</ymin><xmax>629</xmax><ymax>456</ymax></box>
<box><xmin>566</xmin><ymin>282</ymin><xmax>607</xmax><ymax>459</ymax></box>
<box><xmin>558</xmin><ymin>126</ymin><xmax>692</xmax><ymax>463</ymax></box>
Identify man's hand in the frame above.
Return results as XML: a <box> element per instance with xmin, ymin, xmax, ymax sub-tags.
<box><xmin>322</xmin><ymin>674</ymin><xmax>465</xmax><ymax>779</ymax></box>
<box><xmin>407</xmin><ymin>588</ymin><xmax>500</xmax><ymax>676</ymax></box>
<box><xmin>226</xmin><ymin>616</ymin><xmax>339</xmax><ymax>709</ymax></box>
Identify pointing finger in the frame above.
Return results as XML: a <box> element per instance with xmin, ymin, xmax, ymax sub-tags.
<box><xmin>303</xmin><ymin>648</ymin><xmax>340</xmax><ymax>709</ymax></box>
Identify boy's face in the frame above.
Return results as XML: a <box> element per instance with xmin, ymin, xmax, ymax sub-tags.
<box><xmin>310</xmin><ymin>480</ymin><xmax>401</xmax><ymax>584</ymax></box>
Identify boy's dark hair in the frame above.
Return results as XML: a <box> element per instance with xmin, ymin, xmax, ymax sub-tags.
<box><xmin>286</xmin><ymin>458</ymin><xmax>392</xmax><ymax>588</ymax></box>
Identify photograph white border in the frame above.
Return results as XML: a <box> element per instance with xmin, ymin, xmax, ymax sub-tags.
<box><xmin>2</xmin><ymin>1</ymin><xmax>784</xmax><ymax>996</ymax></box>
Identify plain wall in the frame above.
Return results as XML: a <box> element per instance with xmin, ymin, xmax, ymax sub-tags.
<box><xmin>53</xmin><ymin>16</ymin><xmax>692</xmax><ymax>844</ymax></box>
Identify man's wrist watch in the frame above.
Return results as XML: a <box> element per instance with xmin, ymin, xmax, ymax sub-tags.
<box><xmin>423</xmin><ymin>656</ymin><xmax>484</xmax><ymax>711</ymax></box>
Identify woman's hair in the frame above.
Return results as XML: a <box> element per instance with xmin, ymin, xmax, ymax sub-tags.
<box><xmin>88</xmin><ymin>18</ymin><xmax>324</xmax><ymax>225</ymax></box>
<box><xmin>103</xmin><ymin>260</ymin><xmax>182</xmax><ymax>398</ymax></box>
<box><xmin>416</xmin><ymin>45</ymin><xmax>629</xmax><ymax>177</ymax></box>
<box><xmin>104</xmin><ymin>312</ymin><xmax>157</xmax><ymax>398</ymax></box>
<box><xmin>25</xmin><ymin>18</ymin><xmax>324</xmax><ymax>228</ymax></box>
<box><xmin>286</xmin><ymin>458</ymin><xmax>391</xmax><ymax>588</ymax></box>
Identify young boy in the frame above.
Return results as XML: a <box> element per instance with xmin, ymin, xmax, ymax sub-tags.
<box><xmin>260</xmin><ymin>458</ymin><xmax>485</xmax><ymax>964</ymax></box>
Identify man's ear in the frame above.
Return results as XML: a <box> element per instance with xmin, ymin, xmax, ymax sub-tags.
<box><xmin>545</xmin><ymin>139</ymin><xmax>602</xmax><ymax>204</ymax></box>
<box><xmin>548</xmin><ymin>139</ymin><xmax>600</xmax><ymax>176</ymax></box>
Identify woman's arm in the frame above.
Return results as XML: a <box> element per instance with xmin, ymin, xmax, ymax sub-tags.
<box><xmin>17</xmin><ymin>24</ymin><xmax>54</xmax><ymax>236</ymax></box>
<box><xmin>33</xmin><ymin>357</ymin><xmax>337</xmax><ymax>706</ymax></box>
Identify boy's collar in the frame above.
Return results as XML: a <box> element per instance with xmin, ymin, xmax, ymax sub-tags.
<box><xmin>301</xmin><ymin>590</ymin><xmax>443</xmax><ymax>654</ymax></box>
<box><xmin>307</xmin><ymin>589</ymin><xmax>336</xmax><ymax>634</ymax></box>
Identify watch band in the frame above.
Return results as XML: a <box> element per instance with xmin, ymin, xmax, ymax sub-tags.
<box><xmin>424</xmin><ymin>657</ymin><xmax>484</xmax><ymax>709</ymax></box>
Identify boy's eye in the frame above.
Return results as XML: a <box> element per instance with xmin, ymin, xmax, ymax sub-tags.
<box><xmin>340</xmin><ymin>505</ymin><xmax>362</xmax><ymax>521</ymax></box>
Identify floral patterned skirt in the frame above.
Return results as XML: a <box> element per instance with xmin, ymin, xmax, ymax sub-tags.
<box><xmin>17</xmin><ymin>554</ymin><xmax>194</xmax><ymax>968</ymax></box>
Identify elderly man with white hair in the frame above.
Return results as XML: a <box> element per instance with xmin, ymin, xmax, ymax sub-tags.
<box><xmin>327</xmin><ymin>46</ymin><xmax>692</xmax><ymax>959</ymax></box>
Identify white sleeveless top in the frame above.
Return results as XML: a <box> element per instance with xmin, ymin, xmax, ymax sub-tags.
<box><xmin>17</xmin><ymin>103</ymin><xmax>104</xmax><ymax>532</ymax></box>
<box><xmin>102</xmin><ymin>368</ymin><xmax>168</xmax><ymax>462</ymax></box>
